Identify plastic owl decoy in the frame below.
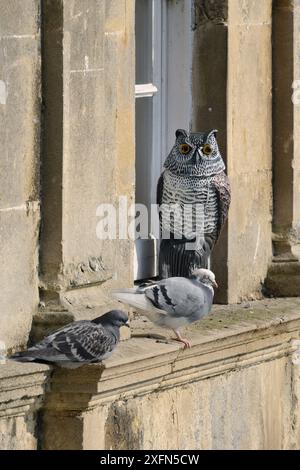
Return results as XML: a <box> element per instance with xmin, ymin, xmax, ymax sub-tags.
<box><xmin>157</xmin><ymin>129</ymin><xmax>231</xmax><ymax>278</ymax></box>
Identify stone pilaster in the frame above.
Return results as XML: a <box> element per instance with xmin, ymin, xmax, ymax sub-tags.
<box><xmin>0</xmin><ymin>0</ymin><xmax>41</xmax><ymax>349</ymax></box>
<box><xmin>37</xmin><ymin>0</ymin><xmax>135</xmax><ymax>335</ymax></box>
<box><xmin>193</xmin><ymin>1</ymin><xmax>273</xmax><ymax>303</ymax></box>
<box><xmin>192</xmin><ymin>0</ymin><xmax>229</xmax><ymax>303</ymax></box>
<box><xmin>265</xmin><ymin>0</ymin><xmax>300</xmax><ymax>296</ymax></box>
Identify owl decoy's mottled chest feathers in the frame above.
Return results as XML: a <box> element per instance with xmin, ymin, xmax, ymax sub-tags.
<box><xmin>157</xmin><ymin>129</ymin><xmax>231</xmax><ymax>278</ymax></box>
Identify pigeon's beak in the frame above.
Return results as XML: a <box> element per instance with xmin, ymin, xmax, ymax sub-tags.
<box><xmin>124</xmin><ymin>321</ymin><xmax>130</xmax><ymax>328</ymax></box>
<box><xmin>212</xmin><ymin>281</ymin><xmax>218</xmax><ymax>289</ymax></box>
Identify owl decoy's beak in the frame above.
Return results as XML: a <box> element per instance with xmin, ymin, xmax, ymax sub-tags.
<box><xmin>196</xmin><ymin>149</ymin><xmax>202</xmax><ymax>163</ymax></box>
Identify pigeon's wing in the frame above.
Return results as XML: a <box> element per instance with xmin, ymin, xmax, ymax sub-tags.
<box><xmin>50</xmin><ymin>322</ymin><xmax>117</xmax><ymax>362</ymax></box>
<box><xmin>157</xmin><ymin>172</ymin><xmax>164</xmax><ymax>206</ymax></box>
<box><xmin>212</xmin><ymin>171</ymin><xmax>231</xmax><ymax>240</ymax></box>
<box><xmin>145</xmin><ymin>277</ymin><xmax>206</xmax><ymax>319</ymax></box>
<box><xmin>11</xmin><ymin>322</ymin><xmax>85</xmax><ymax>361</ymax></box>
<box><xmin>29</xmin><ymin>322</ymin><xmax>81</xmax><ymax>350</ymax></box>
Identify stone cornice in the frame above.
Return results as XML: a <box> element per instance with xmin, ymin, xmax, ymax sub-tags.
<box><xmin>45</xmin><ymin>299</ymin><xmax>300</xmax><ymax>413</ymax></box>
<box><xmin>0</xmin><ymin>362</ymin><xmax>50</xmax><ymax>418</ymax></box>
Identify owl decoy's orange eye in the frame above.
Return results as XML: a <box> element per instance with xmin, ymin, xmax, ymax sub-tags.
<box><xmin>202</xmin><ymin>144</ymin><xmax>213</xmax><ymax>155</ymax></box>
<box><xmin>179</xmin><ymin>143</ymin><xmax>192</xmax><ymax>155</ymax></box>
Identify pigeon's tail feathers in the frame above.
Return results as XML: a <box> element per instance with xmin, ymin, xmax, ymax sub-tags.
<box><xmin>112</xmin><ymin>291</ymin><xmax>149</xmax><ymax>310</ymax></box>
<box><xmin>111</xmin><ymin>284</ymin><xmax>153</xmax><ymax>295</ymax></box>
<box><xmin>112</xmin><ymin>291</ymin><xmax>160</xmax><ymax>313</ymax></box>
<box><xmin>112</xmin><ymin>291</ymin><xmax>169</xmax><ymax>328</ymax></box>
<box><xmin>11</xmin><ymin>349</ymin><xmax>70</xmax><ymax>364</ymax></box>
<box><xmin>10</xmin><ymin>351</ymin><xmax>36</xmax><ymax>362</ymax></box>
<box><xmin>111</xmin><ymin>281</ymin><xmax>159</xmax><ymax>297</ymax></box>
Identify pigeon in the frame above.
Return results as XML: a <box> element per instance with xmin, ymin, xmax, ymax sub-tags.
<box><xmin>10</xmin><ymin>310</ymin><xmax>129</xmax><ymax>368</ymax></box>
<box><xmin>112</xmin><ymin>269</ymin><xmax>217</xmax><ymax>348</ymax></box>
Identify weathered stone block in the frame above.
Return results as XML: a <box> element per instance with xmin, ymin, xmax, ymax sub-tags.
<box><xmin>0</xmin><ymin>206</ymin><xmax>40</xmax><ymax>350</ymax></box>
<box><xmin>105</xmin><ymin>0</ymin><xmax>126</xmax><ymax>33</ymax></box>
<box><xmin>228</xmin><ymin>25</ymin><xmax>272</xmax><ymax>173</ymax></box>
<box><xmin>63</xmin><ymin>71</ymin><xmax>105</xmax><ymax>263</ymax></box>
<box><xmin>229</xmin><ymin>0</ymin><xmax>272</xmax><ymax>26</ymax></box>
<box><xmin>228</xmin><ymin>173</ymin><xmax>272</xmax><ymax>301</ymax></box>
<box><xmin>64</xmin><ymin>0</ymin><xmax>104</xmax><ymax>72</ymax></box>
<box><xmin>0</xmin><ymin>37</ymin><xmax>40</xmax><ymax>208</ymax></box>
<box><xmin>0</xmin><ymin>0</ymin><xmax>40</xmax><ymax>37</ymax></box>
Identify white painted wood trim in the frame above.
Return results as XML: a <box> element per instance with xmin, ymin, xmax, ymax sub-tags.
<box><xmin>135</xmin><ymin>83</ymin><xmax>158</xmax><ymax>98</ymax></box>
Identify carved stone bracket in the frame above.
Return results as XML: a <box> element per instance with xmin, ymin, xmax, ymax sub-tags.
<box><xmin>0</xmin><ymin>362</ymin><xmax>50</xmax><ymax>450</ymax></box>
<box><xmin>193</xmin><ymin>0</ymin><xmax>228</xmax><ymax>28</ymax></box>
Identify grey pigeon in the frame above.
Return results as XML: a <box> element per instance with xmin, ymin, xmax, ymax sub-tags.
<box><xmin>11</xmin><ymin>310</ymin><xmax>129</xmax><ymax>368</ymax></box>
<box><xmin>112</xmin><ymin>269</ymin><xmax>217</xmax><ymax>348</ymax></box>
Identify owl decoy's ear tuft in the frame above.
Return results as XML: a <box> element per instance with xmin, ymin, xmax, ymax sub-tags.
<box><xmin>175</xmin><ymin>129</ymin><xmax>188</xmax><ymax>139</ymax></box>
<box><xmin>206</xmin><ymin>129</ymin><xmax>218</xmax><ymax>140</ymax></box>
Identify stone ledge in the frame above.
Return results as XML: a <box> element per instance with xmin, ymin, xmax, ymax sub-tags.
<box><xmin>0</xmin><ymin>362</ymin><xmax>50</xmax><ymax>418</ymax></box>
<box><xmin>45</xmin><ymin>298</ymin><xmax>300</xmax><ymax>412</ymax></box>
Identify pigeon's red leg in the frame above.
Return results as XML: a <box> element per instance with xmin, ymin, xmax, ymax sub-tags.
<box><xmin>172</xmin><ymin>330</ymin><xmax>192</xmax><ymax>349</ymax></box>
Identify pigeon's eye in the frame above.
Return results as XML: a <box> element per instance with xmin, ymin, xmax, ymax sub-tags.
<box><xmin>179</xmin><ymin>143</ymin><xmax>192</xmax><ymax>155</ymax></box>
<box><xmin>202</xmin><ymin>144</ymin><xmax>213</xmax><ymax>155</ymax></box>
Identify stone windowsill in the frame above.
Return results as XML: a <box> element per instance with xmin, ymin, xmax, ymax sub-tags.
<box><xmin>43</xmin><ymin>298</ymin><xmax>300</xmax><ymax>412</ymax></box>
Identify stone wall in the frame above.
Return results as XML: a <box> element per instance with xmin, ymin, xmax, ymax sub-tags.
<box><xmin>1</xmin><ymin>0</ymin><xmax>300</xmax><ymax>452</ymax></box>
